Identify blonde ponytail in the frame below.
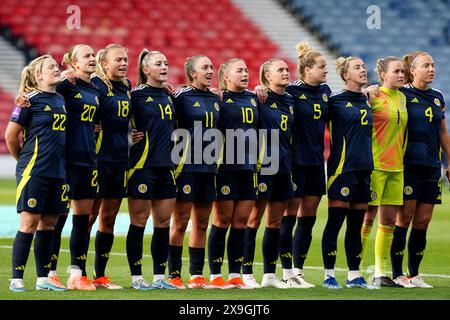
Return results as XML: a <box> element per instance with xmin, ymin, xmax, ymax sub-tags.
<box><xmin>19</xmin><ymin>54</ymin><xmax>53</xmax><ymax>94</ymax></box>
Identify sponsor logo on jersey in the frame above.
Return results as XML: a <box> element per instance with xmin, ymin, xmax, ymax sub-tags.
<box><xmin>226</xmin><ymin>98</ymin><xmax>234</xmax><ymax>104</ymax></box>
<box><xmin>221</xmin><ymin>185</ymin><xmax>231</xmax><ymax>195</ymax></box>
<box><xmin>44</xmin><ymin>105</ymin><xmax>52</xmax><ymax>112</ymax></box>
<box><xmin>146</xmin><ymin>96</ymin><xmax>154</xmax><ymax>102</ymax></box>
<box><xmin>404</xmin><ymin>186</ymin><xmax>413</xmax><ymax>195</ymax></box>
<box><xmin>434</xmin><ymin>98</ymin><xmax>441</xmax><ymax>106</ymax></box>
<box><xmin>183</xmin><ymin>185</ymin><xmax>191</xmax><ymax>194</ymax></box>
<box><xmin>258</xmin><ymin>183</ymin><xmax>267</xmax><ymax>192</ymax></box>
<box><xmin>270</xmin><ymin>103</ymin><xmax>277</xmax><ymax>109</ymax></box>
<box><xmin>340</xmin><ymin>187</ymin><xmax>350</xmax><ymax>196</ymax></box>
<box><xmin>74</xmin><ymin>93</ymin><xmax>82</xmax><ymax>99</ymax></box>
<box><xmin>345</xmin><ymin>102</ymin><xmax>353</xmax><ymax>108</ymax></box>
<box><xmin>193</xmin><ymin>101</ymin><xmax>200</xmax><ymax>107</ymax></box>
<box><xmin>138</xmin><ymin>184</ymin><xmax>148</xmax><ymax>193</ymax></box>
<box><xmin>299</xmin><ymin>94</ymin><xmax>307</xmax><ymax>100</ymax></box>
<box><xmin>27</xmin><ymin>198</ymin><xmax>37</xmax><ymax>208</ymax></box>
<box><xmin>371</xmin><ymin>191</ymin><xmax>377</xmax><ymax>201</ymax></box>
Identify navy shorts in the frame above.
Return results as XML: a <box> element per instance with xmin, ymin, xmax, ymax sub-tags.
<box><xmin>403</xmin><ymin>165</ymin><xmax>442</xmax><ymax>204</ymax></box>
<box><xmin>16</xmin><ymin>176</ymin><xmax>70</xmax><ymax>214</ymax></box>
<box><xmin>327</xmin><ymin>170</ymin><xmax>372</xmax><ymax>203</ymax></box>
<box><xmin>257</xmin><ymin>173</ymin><xmax>294</xmax><ymax>201</ymax></box>
<box><xmin>292</xmin><ymin>165</ymin><xmax>326</xmax><ymax>198</ymax></box>
<box><xmin>98</xmin><ymin>161</ymin><xmax>128</xmax><ymax>199</ymax></box>
<box><xmin>216</xmin><ymin>170</ymin><xmax>258</xmax><ymax>201</ymax></box>
<box><xmin>176</xmin><ymin>172</ymin><xmax>217</xmax><ymax>203</ymax></box>
<box><xmin>66</xmin><ymin>164</ymin><xmax>98</xmax><ymax>200</ymax></box>
<box><xmin>128</xmin><ymin>167</ymin><xmax>177</xmax><ymax>200</ymax></box>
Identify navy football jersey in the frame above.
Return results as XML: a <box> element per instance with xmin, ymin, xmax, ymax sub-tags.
<box><xmin>92</xmin><ymin>76</ymin><xmax>131</xmax><ymax>162</ymax></box>
<box><xmin>57</xmin><ymin>78</ymin><xmax>99</xmax><ymax>167</ymax></box>
<box><xmin>129</xmin><ymin>84</ymin><xmax>175</xmax><ymax>169</ymax></box>
<box><xmin>10</xmin><ymin>90</ymin><xmax>66</xmax><ymax>178</ymax></box>
<box><xmin>287</xmin><ymin>80</ymin><xmax>330</xmax><ymax>166</ymax></box>
<box><xmin>327</xmin><ymin>89</ymin><xmax>373</xmax><ymax>178</ymax></box>
<box><xmin>219</xmin><ymin>90</ymin><xmax>259</xmax><ymax>172</ymax></box>
<box><xmin>258</xmin><ymin>90</ymin><xmax>294</xmax><ymax>174</ymax></box>
<box><xmin>173</xmin><ymin>86</ymin><xmax>221</xmax><ymax>174</ymax></box>
<box><xmin>400</xmin><ymin>84</ymin><xmax>445</xmax><ymax>168</ymax></box>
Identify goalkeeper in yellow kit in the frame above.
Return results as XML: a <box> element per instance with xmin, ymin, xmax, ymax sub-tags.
<box><xmin>361</xmin><ymin>57</ymin><xmax>410</xmax><ymax>288</ymax></box>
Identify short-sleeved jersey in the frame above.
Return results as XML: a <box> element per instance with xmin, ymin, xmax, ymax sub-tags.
<box><xmin>400</xmin><ymin>84</ymin><xmax>445</xmax><ymax>168</ymax></box>
<box><xmin>173</xmin><ymin>86</ymin><xmax>221</xmax><ymax>174</ymax></box>
<box><xmin>258</xmin><ymin>90</ymin><xmax>294</xmax><ymax>174</ymax></box>
<box><xmin>57</xmin><ymin>78</ymin><xmax>99</xmax><ymax>168</ymax></box>
<box><xmin>10</xmin><ymin>91</ymin><xmax>66</xmax><ymax>178</ymax></box>
<box><xmin>91</xmin><ymin>76</ymin><xmax>131</xmax><ymax>162</ymax></box>
<box><xmin>129</xmin><ymin>84</ymin><xmax>175</xmax><ymax>170</ymax></box>
<box><xmin>370</xmin><ymin>86</ymin><xmax>408</xmax><ymax>172</ymax></box>
<box><xmin>327</xmin><ymin>89</ymin><xmax>373</xmax><ymax>179</ymax></box>
<box><xmin>287</xmin><ymin>80</ymin><xmax>331</xmax><ymax>166</ymax></box>
<box><xmin>218</xmin><ymin>90</ymin><xmax>259</xmax><ymax>172</ymax></box>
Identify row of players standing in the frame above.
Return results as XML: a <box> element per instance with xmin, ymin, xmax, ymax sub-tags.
<box><xmin>6</xmin><ymin>41</ymin><xmax>450</xmax><ymax>292</ymax></box>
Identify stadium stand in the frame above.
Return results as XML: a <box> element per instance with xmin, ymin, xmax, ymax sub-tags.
<box><xmin>282</xmin><ymin>0</ymin><xmax>450</xmax><ymax>103</ymax></box>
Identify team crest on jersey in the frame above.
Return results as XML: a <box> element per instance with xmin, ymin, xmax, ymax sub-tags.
<box><xmin>289</xmin><ymin>106</ymin><xmax>294</xmax><ymax>114</ymax></box>
<box><xmin>183</xmin><ymin>185</ymin><xmax>191</xmax><ymax>194</ymax></box>
<box><xmin>168</xmin><ymin>96</ymin><xmax>173</xmax><ymax>103</ymax></box>
<box><xmin>371</xmin><ymin>191</ymin><xmax>377</xmax><ymax>201</ymax></box>
<box><xmin>62</xmin><ymin>105</ymin><xmax>66</xmax><ymax>113</ymax></box>
<box><xmin>214</xmin><ymin>102</ymin><xmax>220</xmax><ymax>111</ymax></box>
<box><xmin>340</xmin><ymin>187</ymin><xmax>350</xmax><ymax>197</ymax></box>
<box><xmin>258</xmin><ymin>183</ymin><xmax>267</xmax><ymax>192</ymax></box>
<box><xmin>434</xmin><ymin>98</ymin><xmax>441</xmax><ymax>106</ymax></box>
<box><xmin>95</xmin><ymin>96</ymin><xmax>99</xmax><ymax>105</ymax></box>
<box><xmin>127</xmin><ymin>91</ymin><xmax>131</xmax><ymax>99</ymax></box>
<box><xmin>292</xmin><ymin>183</ymin><xmax>297</xmax><ymax>192</ymax></box>
<box><xmin>27</xmin><ymin>198</ymin><xmax>37</xmax><ymax>208</ymax></box>
<box><xmin>138</xmin><ymin>184</ymin><xmax>148</xmax><ymax>193</ymax></box>
<box><xmin>404</xmin><ymin>186</ymin><xmax>413</xmax><ymax>195</ymax></box>
<box><xmin>322</xmin><ymin>94</ymin><xmax>328</xmax><ymax>102</ymax></box>
<box><xmin>251</xmin><ymin>98</ymin><xmax>257</xmax><ymax>106</ymax></box>
<box><xmin>221</xmin><ymin>186</ymin><xmax>231</xmax><ymax>195</ymax></box>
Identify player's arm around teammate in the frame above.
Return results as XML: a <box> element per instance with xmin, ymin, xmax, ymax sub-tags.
<box><xmin>242</xmin><ymin>59</ymin><xmax>294</xmax><ymax>289</ymax></box>
<box><xmin>278</xmin><ymin>41</ymin><xmax>330</xmax><ymax>288</ymax></box>
<box><xmin>125</xmin><ymin>49</ymin><xmax>178</xmax><ymax>290</ymax></box>
<box><xmin>167</xmin><ymin>56</ymin><xmax>221</xmax><ymax>289</ymax></box>
<box><xmin>322</xmin><ymin>57</ymin><xmax>373</xmax><ymax>289</ymax></box>
<box><xmin>206</xmin><ymin>59</ymin><xmax>258</xmax><ymax>289</ymax></box>
<box><xmin>360</xmin><ymin>57</ymin><xmax>409</xmax><ymax>288</ymax></box>
<box><xmin>5</xmin><ymin>55</ymin><xmax>69</xmax><ymax>292</ymax></box>
<box><xmin>89</xmin><ymin>44</ymin><xmax>131</xmax><ymax>288</ymax></box>
<box><xmin>388</xmin><ymin>51</ymin><xmax>450</xmax><ymax>288</ymax></box>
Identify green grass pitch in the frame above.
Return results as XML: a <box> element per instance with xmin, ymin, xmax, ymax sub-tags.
<box><xmin>1</xmin><ymin>178</ymin><xmax>449</xmax><ymax>300</ymax></box>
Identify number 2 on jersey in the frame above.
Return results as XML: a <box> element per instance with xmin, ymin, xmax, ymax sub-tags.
<box><xmin>360</xmin><ymin>109</ymin><xmax>368</xmax><ymax>125</ymax></box>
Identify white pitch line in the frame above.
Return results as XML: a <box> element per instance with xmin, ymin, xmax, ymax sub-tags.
<box><xmin>1</xmin><ymin>245</ymin><xmax>449</xmax><ymax>279</ymax></box>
